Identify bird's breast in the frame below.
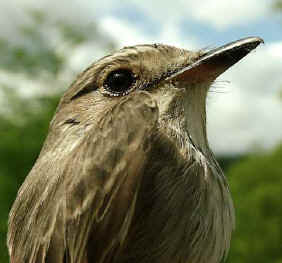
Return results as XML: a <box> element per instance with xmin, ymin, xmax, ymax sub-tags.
<box><xmin>117</xmin><ymin>136</ymin><xmax>234</xmax><ymax>263</ymax></box>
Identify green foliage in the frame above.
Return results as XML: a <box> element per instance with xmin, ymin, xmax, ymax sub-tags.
<box><xmin>0</xmin><ymin>10</ymin><xmax>63</xmax><ymax>76</ymax></box>
<box><xmin>217</xmin><ymin>155</ymin><xmax>245</xmax><ymax>172</ymax></box>
<box><xmin>0</xmin><ymin>37</ymin><xmax>63</xmax><ymax>77</ymax></box>
<box><xmin>0</xmin><ymin>91</ymin><xmax>60</xmax><ymax>261</ymax></box>
<box><xmin>226</xmin><ymin>145</ymin><xmax>282</xmax><ymax>263</ymax></box>
<box><xmin>273</xmin><ymin>0</ymin><xmax>282</xmax><ymax>11</ymax></box>
<box><xmin>279</xmin><ymin>88</ymin><xmax>282</xmax><ymax>100</ymax></box>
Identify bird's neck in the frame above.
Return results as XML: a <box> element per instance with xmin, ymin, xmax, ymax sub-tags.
<box><xmin>158</xmin><ymin>85</ymin><xmax>211</xmax><ymax>158</ymax></box>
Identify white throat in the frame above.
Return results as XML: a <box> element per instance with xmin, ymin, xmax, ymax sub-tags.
<box><xmin>154</xmin><ymin>82</ymin><xmax>210</xmax><ymax>154</ymax></box>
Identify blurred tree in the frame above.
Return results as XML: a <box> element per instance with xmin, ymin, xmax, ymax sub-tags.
<box><xmin>217</xmin><ymin>155</ymin><xmax>245</xmax><ymax>172</ymax></box>
<box><xmin>225</xmin><ymin>3</ymin><xmax>282</xmax><ymax>262</ymax></box>
<box><xmin>273</xmin><ymin>0</ymin><xmax>282</xmax><ymax>11</ymax></box>
<box><xmin>226</xmin><ymin>145</ymin><xmax>282</xmax><ymax>263</ymax></box>
<box><xmin>0</xmin><ymin>9</ymin><xmax>115</xmax><ymax>262</ymax></box>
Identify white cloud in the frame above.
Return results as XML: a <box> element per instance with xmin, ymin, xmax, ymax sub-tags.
<box><xmin>99</xmin><ymin>16</ymin><xmax>199</xmax><ymax>49</ymax></box>
<box><xmin>0</xmin><ymin>70</ymin><xmax>60</xmax><ymax>98</ymax></box>
<box><xmin>67</xmin><ymin>42</ymin><xmax>107</xmax><ymax>72</ymax></box>
<box><xmin>0</xmin><ymin>0</ymin><xmax>270</xmax><ymax>40</ymax></box>
<box><xmin>99</xmin><ymin>16</ymin><xmax>151</xmax><ymax>47</ymax></box>
<box><xmin>188</xmin><ymin>0</ymin><xmax>269</xmax><ymax>30</ymax></box>
<box><xmin>128</xmin><ymin>0</ymin><xmax>269</xmax><ymax>30</ymax></box>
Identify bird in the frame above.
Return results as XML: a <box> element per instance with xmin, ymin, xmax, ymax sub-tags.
<box><xmin>7</xmin><ymin>37</ymin><xmax>263</xmax><ymax>263</ymax></box>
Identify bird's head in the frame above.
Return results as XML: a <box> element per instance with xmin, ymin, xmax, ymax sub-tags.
<box><xmin>49</xmin><ymin>37</ymin><xmax>263</xmax><ymax>155</ymax></box>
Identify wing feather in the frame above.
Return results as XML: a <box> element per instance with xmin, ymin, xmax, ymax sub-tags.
<box><xmin>8</xmin><ymin>91</ymin><xmax>158</xmax><ymax>263</ymax></box>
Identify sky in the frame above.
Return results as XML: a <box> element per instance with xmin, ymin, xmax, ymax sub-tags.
<box><xmin>1</xmin><ymin>0</ymin><xmax>282</xmax><ymax>155</ymax></box>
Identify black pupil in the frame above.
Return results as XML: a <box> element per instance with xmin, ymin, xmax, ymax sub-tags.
<box><xmin>104</xmin><ymin>69</ymin><xmax>134</xmax><ymax>94</ymax></box>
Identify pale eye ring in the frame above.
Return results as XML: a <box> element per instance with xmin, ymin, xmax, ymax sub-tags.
<box><xmin>103</xmin><ymin>69</ymin><xmax>136</xmax><ymax>95</ymax></box>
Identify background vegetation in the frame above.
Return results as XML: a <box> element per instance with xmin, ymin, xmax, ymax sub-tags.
<box><xmin>0</xmin><ymin>6</ymin><xmax>281</xmax><ymax>263</ymax></box>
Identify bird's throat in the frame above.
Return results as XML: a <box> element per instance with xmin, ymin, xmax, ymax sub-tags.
<box><xmin>156</xmin><ymin>82</ymin><xmax>210</xmax><ymax>156</ymax></box>
<box><xmin>182</xmin><ymin>84</ymin><xmax>209</xmax><ymax>153</ymax></box>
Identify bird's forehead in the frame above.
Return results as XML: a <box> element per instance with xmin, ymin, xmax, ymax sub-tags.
<box><xmin>90</xmin><ymin>44</ymin><xmax>201</xmax><ymax>84</ymax></box>
<box><xmin>99</xmin><ymin>44</ymin><xmax>193</xmax><ymax>67</ymax></box>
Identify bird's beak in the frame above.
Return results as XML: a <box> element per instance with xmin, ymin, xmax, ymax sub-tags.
<box><xmin>165</xmin><ymin>37</ymin><xmax>264</xmax><ymax>84</ymax></box>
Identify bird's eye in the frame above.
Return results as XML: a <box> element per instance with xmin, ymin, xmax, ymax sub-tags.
<box><xmin>103</xmin><ymin>69</ymin><xmax>135</xmax><ymax>95</ymax></box>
